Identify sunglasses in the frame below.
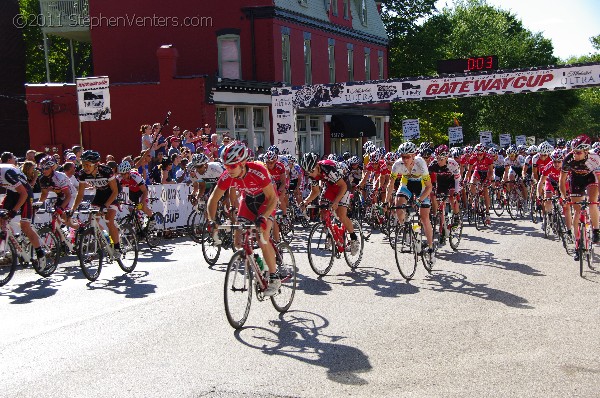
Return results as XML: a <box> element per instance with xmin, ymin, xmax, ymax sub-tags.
<box><xmin>573</xmin><ymin>150</ymin><xmax>585</xmax><ymax>155</ymax></box>
<box><xmin>401</xmin><ymin>155</ymin><xmax>412</xmax><ymax>159</ymax></box>
<box><xmin>224</xmin><ymin>163</ymin><xmax>241</xmax><ymax>170</ymax></box>
<box><xmin>42</xmin><ymin>166</ymin><xmax>53</xmax><ymax>171</ymax></box>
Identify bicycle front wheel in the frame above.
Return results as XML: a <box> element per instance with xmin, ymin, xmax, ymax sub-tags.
<box><xmin>307</xmin><ymin>222</ymin><xmax>335</xmax><ymax>276</ymax></box>
<box><xmin>271</xmin><ymin>242</ymin><xmax>297</xmax><ymax>313</ymax></box>
<box><xmin>449</xmin><ymin>212</ymin><xmax>463</xmax><ymax>251</ymax></box>
<box><xmin>116</xmin><ymin>223</ymin><xmax>138</xmax><ymax>273</ymax></box>
<box><xmin>78</xmin><ymin>227</ymin><xmax>103</xmax><ymax>282</ymax></box>
<box><xmin>201</xmin><ymin>221</ymin><xmax>222</xmax><ymax>266</ymax></box>
<box><xmin>35</xmin><ymin>226</ymin><xmax>61</xmax><ymax>277</ymax></box>
<box><xmin>343</xmin><ymin>219</ymin><xmax>364</xmax><ymax>270</ymax></box>
<box><xmin>394</xmin><ymin>225</ymin><xmax>417</xmax><ymax>281</ymax></box>
<box><xmin>224</xmin><ymin>250</ymin><xmax>253</xmax><ymax>329</ymax></box>
<box><xmin>0</xmin><ymin>239</ymin><xmax>18</xmax><ymax>287</ymax></box>
<box><xmin>579</xmin><ymin>225</ymin><xmax>586</xmax><ymax>277</ymax></box>
<box><xmin>146</xmin><ymin>212</ymin><xmax>165</xmax><ymax>248</ymax></box>
<box><xmin>188</xmin><ymin>211</ymin><xmax>205</xmax><ymax>243</ymax></box>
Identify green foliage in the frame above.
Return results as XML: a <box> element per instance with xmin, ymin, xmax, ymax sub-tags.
<box><xmin>19</xmin><ymin>0</ymin><xmax>92</xmax><ymax>83</ymax></box>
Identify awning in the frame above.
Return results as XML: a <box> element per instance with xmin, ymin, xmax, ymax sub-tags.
<box><xmin>330</xmin><ymin>115</ymin><xmax>376</xmax><ymax>139</ymax></box>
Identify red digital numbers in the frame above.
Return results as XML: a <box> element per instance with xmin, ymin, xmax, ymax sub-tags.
<box><xmin>467</xmin><ymin>56</ymin><xmax>495</xmax><ymax>71</ymax></box>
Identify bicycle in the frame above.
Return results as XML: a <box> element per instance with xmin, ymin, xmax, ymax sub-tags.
<box><xmin>306</xmin><ymin>204</ymin><xmax>364</xmax><ymax>276</ymax></box>
<box><xmin>431</xmin><ymin>193</ymin><xmax>463</xmax><ymax>251</ymax></box>
<box><xmin>77</xmin><ymin>207</ymin><xmax>139</xmax><ymax>282</ymax></box>
<box><xmin>468</xmin><ymin>182</ymin><xmax>489</xmax><ymax>230</ymax></box>
<box><xmin>490</xmin><ymin>180</ymin><xmax>507</xmax><ymax>217</ymax></box>
<box><xmin>391</xmin><ymin>199</ymin><xmax>435</xmax><ymax>281</ymax></box>
<box><xmin>288</xmin><ymin>193</ymin><xmax>310</xmax><ymax>229</ymax></box>
<box><xmin>118</xmin><ymin>198</ymin><xmax>165</xmax><ymax>248</ymax></box>
<box><xmin>504</xmin><ymin>180</ymin><xmax>526</xmax><ymax>221</ymax></box>
<box><xmin>219</xmin><ymin>223</ymin><xmax>297</xmax><ymax>329</ymax></box>
<box><xmin>526</xmin><ymin>177</ymin><xmax>543</xmax><ymax>224</ymax></box>
<box><xmin>275</xmin><ymin>209</ymin><xmax>294</xmax><ymax>243</ymax></box>
<box><xmin>569</xmin><ymin>199</ymin><xmax>599</xmax><ymax>277</ymax></box>
<box><xmin>35</xmin><ymin>202</ymin><xmax>85</xmax><ymax>258</ymax></box>
<box><xmin>0</xmin><ymin>208</ymin><xmax>60</xmax><ymax>286</ymax></box>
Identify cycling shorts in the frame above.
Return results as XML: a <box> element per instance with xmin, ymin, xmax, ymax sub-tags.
<box><xmin>1</xmin><ymin>188</ymin><xmax>34</xmax><ymax>223</ymax></box>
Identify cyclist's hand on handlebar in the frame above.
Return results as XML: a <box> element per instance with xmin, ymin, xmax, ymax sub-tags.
<box><xmin>255</xmin><ymin>215</ymin><xmax>268</xmax><ymax>231</ymax></box>
<box><xmin>7</xmin><ymin>210</ymin><xmax>17</xmax><ymax>219</ymax></box>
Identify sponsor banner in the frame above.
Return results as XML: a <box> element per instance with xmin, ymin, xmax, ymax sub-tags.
<box><xmin>546</xmin><ymin>137</ymin><xmax>556</xmax><ymax>146</ymax></box>
<box><xmin>448</xmin><ymin>126</ymin><xmax>463</xmax><ymax>145</ymax></box>
<box><xmin>499</xmin><ymin>134</ymin><xmax>512</xmax><ymax>147</ymax></box>
<box><xmin>515</xmin><ymin>135</ymin><xmax>527</xmax><ymax>146</ymax></box>
<box><xmin>76</xmin><ymin>76</ymin><xmax>111</xmax><ymax>121</ymax></box>
<box><xmin>402</xmin><ymin>119</ymin><xmax>420</xmax><ymax>141</ymax></box>
<box><xmin>479</xmin><ymin>131</ymin><xmax>493</xmax><ymax>145</ymax></box>
<box><xmin>271</xmin><ymin>87</ymin><xmax>296</xmax><ymax>156</ymax></box>
<box><xmin>526</xmin><ymin>136</ymin><xmax>536</xmax><ymax>146</ymax></box>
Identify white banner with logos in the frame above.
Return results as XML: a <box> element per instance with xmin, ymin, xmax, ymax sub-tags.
<box><xmin>479</xmin><ymin>131</ymin><xmax>493</xmax><ymax>145</ymax></box>
<box><xmin>402</xmin><ymin>119</ymin><xmax>420</xmax><ymax>141</ymax></box>
<box><xmin>526</xmin><ymin>136</ymin><xmax>536</xmax><ymax>146</ymax></box>
<box><xmin>77</xmin><ymin>76</ymin><xmax>111</xmax><ymax>122</ymax></box>
<box><xmin>515</xmin><ymin>135</ymin><xmax>526</xmax><ymax>146</ymax></box>
<box><xmin>499</xmin><ymin>134</ymin><xmax>512</xmax><ymax>147</ymax></box>
<box><xmin>271</xmin><ymin>87</ymin><xmax>296</xmax><ymax>156</ymax></box>
<box><xmin>448</xmin><ymin>126</ymin><xmax>463</xmax><ymax>145</ymax></box>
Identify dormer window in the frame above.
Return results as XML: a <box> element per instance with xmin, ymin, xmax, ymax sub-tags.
<box><xmin>299</xmin><ymin>0</ymin><xmax>308</xmax><ymax>6</ymax></box>
<box><xmin>360</xmin><ymin>0</ymin><xmax>367</xmax><ymax>25</ymax></box>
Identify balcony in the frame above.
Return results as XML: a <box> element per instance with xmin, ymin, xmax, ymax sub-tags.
<box><xmin>39</xmin><ymin>0</ymin><xmax>90</xmax><ymax>42</ymax></box>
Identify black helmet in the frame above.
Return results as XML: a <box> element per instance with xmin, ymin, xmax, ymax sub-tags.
<box><xmin>81</xmin><ymin>150</ymin><xmax>100</xmax><ymax>163</ymax></box>
<box><xmin>299</xmin><ymin>152</ymin><xmax>319</xmax><ymax>172</ymax></box>
<box><xmin>342</xmin><ymin>151</ymin><xmax>351</xmax><ymax>161</ymax></box>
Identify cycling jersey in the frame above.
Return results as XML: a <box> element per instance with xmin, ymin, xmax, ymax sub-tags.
<box><xmin>79</xmin><ymin>164</ymin><xmax>116</xmax><ymax>191</ymax></box>
<box><xmin>117</xmin><ymin>171</ymin><xmax>144</xmax><ymax>193</ymax></box>
<box><xmin>191</xmin><ymin>162</ymin><xmax>225</xmax><ymax>185</ymax></box>
<box><xmin>504</xmin><ymin>155</ymin><xmax>525</xmax><ymax>169</ymax></box>
<box><xmin>561</xmin><ymin>152</ymin><xmax>600</xmax><ymax>175</ymax></box>
<box><xmin>429</xmin><ymin>158</ymin><xmax>461</xmax><ymax>193</ymax></box>
<box><xmin>39</xmin><ymin>170</ymin><xmax>73</xmax><ymax>203</ymax></box>
<box><xmin>469</xmin><ymin>153</ymin><xmax>494</xmax><ymax>172</ymax></box>
<box><xmin>492</xmin><ymin>155</ymin><xmax>505</xmax><ymax>168</ymax></box>
<box><xmin>378</xmin><ymin>160</ymin><xmax>391</xmax><ymax>176</ymax></box>
<box><xmin>531</xmin><ymin>154</ymin><xmax>552</xmax><ymax>172</ymax></box>
<box><xmin>289</xmin><ymin>164</ymin><xmax>302</xmax><ymax>181</ymax></box>
<box><xmin>0</xmin><ymin>165</ymin><xmax>34</xmax><ymax>222</ymax></box>
<box><xmin>217</xmin><ymin>162</ymin><xmax>271</xmax><ymax>197</ymax></box>
<box><xmin>365</xmin><ymin>161</ymin><xmax>385</xmax><ymax>175</ymax></box>
<box><xmin>308</xmin><ymin>160</ymin><xmax>350</xmax><ymax>206</ymax></box>
<box><xmin>390</xmin><ymin>156</ymin><xmax>431</xmax><ymax>204</ymax></box>
<box><xmin>541</xmin><ymin>162</ymin><xmax>561</xmax><ymax>192</ymax></box>
<box><xmin>0</xmin><ymin>165</ymin><xmax>29</xmax><ymax>192</ymax></box>
<box><xmin>267</xmin><ymin>161</ymin><xmax>287</xmax><ymax>188</ymax></box>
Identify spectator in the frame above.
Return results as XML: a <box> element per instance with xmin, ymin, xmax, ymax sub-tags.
<box><xmin>135</xmin><ymin>152</ymin><xmax>152</xmax><ymax>185</ymax></box>
<box><xmin>72</xmin><ymin>145</ymin><xmax>83</xmax><ymax>166</ymax></box>
<box><xmin>106</xmin><ymin>154</ymin><xmax>115</xmax><ymax>163</ymax></box>
<box><xmin>150</xmin><ymin>151</ymin><xmax>164</xmax><ymax>172</ymax></box>
<box><xmin>152</xmin><ymin>122</ymin><xmax>168</xmax><ymax>157</ymax></box>
<box><xmin>1</xmin><ymin>152</ymin><xmax>16</xmax><ymax>165</ymax></box>
<box><xmin>21</xmin><ymin>160</ymin><xmax>38</xmax><ymax>187</ymax></box>
<box><xmin>256</xmin><ymin>145</ymin><xmax>265</xmax><ymax>156</ymax></box>
<box><xmin>168</xmin><ymin>136</ymin><xmax>181</xmax><ymax>157</ymax></box>
<box><xmin>107</xmin><ymin>161</ymin><xmax>118</xmax><ymax>174</ymax></box>
<box><xmin>169</xmin><ymin>153</ymin><xmax>182</xmax><ymax>181</ymax></box>
<box><xmin>181</xmin><ymin>130</ymin><xmax>199</xmax><ymax>152</ymax></box>
<box><xmin>160</xmin><ymin>159</ymin><xmax>175</xmax><ymax>184</ymax></box>
<box><xmin>25</xmin><ymin>150</ymin><xmax>36</xmax><ymax>162</ymax></box>
<box><xmin>140</xmin><ymin>124</ymin><xmax>154</xmax><ymax>157</ymax></box>
<box><xmin>218</xmin><ymin>134</ymin><xmax>231</xmax><ymax>158</ymax></box>
<box><xmin>176</xmin><ymin>158</ymin><xmax>191</xmax><ymax>183</ymax></box>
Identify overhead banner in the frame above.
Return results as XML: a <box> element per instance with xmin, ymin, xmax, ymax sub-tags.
<box><xmin>271</xmin><ymin>87</ymin><xmax>296</xmax><ymax>156</ymax></box>
<box><xmin>515</xmin><ymin>135</ymin><xmax>526</xmax><ymax>146</ymax></box>
<box><xmin>448</xmin><ymin>126</ymin><xmax>463</xmax><ymax>145</ymax></box>
<box><xmin>499</xmin><ymin>134</ymin><xmax>512</xmax><ymax>147</ymax></box>
<box><xmin>479</xmin><ymin>131</ymin><xmax>493</xmax><ymax>145</ymax></box>
<box><xmin>402</xmin><ymin>119</ymin><xmax>420</xmax><ymax>141</ymax></box>
<box><xmin>76</xmin><ymin>76</ymin><xmax>111</xmax><ymax>121</ymax></box>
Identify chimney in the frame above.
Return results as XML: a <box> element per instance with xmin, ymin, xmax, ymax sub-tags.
<box><xmin>156</xmin><ymin>44</ymin><xmax>178</xmax><ymax>82</ymax></box>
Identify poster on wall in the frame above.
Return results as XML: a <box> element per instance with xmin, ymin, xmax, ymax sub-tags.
<box><xmin>479</xmin><ymin>131</ymin><xmax>493</xmax><ymax>145</ymax></box>
<box><xmin>499</xmin><ymin>134</ymin><xmax>512</xmax><ymax>147</ymax></box>
<box><xmin>76</xmin><ymin>76</ymin><xmax>111</xmax><ymax>122</ymax></box>
<box><xmin>271</xmin><ymin>87</ymin><xmax>296</xmax><ymax>156</ymax></box>
<box><xmin>402</xmin><ymin>119</ymin><xmax>420</xmax><ymax>141</ymax></box>
<box><xmin>515</xmin><ymin>135</ymin><xmax>526</xmax><ymax>146</ymax></box>
<box><xmin>448</xmin><ymin>126</ymin><xmax>463</xmax><ymax>145</ymax></box>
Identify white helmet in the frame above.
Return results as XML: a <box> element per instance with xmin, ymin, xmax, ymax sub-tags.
<box><xmin>221</xmin><ymin>141</ymin><xmax>249</xmax><ymax>165</ymax></box>
<box><xmin>191</xmin><ymin>153</ymin><xmax>209</xmax><ymax>167</ymax></box>
<box><xmin>537</xmin><ymin>141</ymin><xmax>553</xmax><ymax>155</ymax></box>
<box><xmin>117</xmin><ymin>161</ymin><xmax>132</xmax><ymax>174</ymax></box>
<box><xmin>397</xmin><ymin>142</ymin><xmax>417</xmax><ymax>155</ymax></box>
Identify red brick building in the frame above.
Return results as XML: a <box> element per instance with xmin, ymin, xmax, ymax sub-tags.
<box><xmin>27</xmin><ymin>0</ymin><xmax>390</xmax><ymax>159</ymax></box>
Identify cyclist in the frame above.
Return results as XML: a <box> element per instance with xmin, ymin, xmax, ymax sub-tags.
<box><xmin>358</xmin><ymin>150</ymin><xmax>387</xmax><ymax>203</ymax></box>
<box><xmin>207</xmin><ymin>141</ymin><xmax>281</xmax><ymax>296</ymax></box>
<box><xmin>538</xmin><ymin>149</ymin><xmax>573</xmax><ymax>238</ymax></box>
<box><xmin>559</xmin><ymin>135</ymin><xmax>600</xmax><ymax>259</ymax></box>
<box><xmin>72</xmin><ymin>150</ymin><xmax>122</xmax><ymax>252</ymax></box>
<box><xmin>298</xmin><ymin>152</ymin><xmax>360</xmax><ymax>256</ymax></box>
<box><xmin>189</xmin><ymin>153</ymin><xmax>225</xmax><ymax>202</ymax></box>
<box><xmin>489</xmin><ymin>147</ymin><xmax>505</xmax><ymax>187</ymax></box>
<box><xmin>384</xmin><ymin>141</ymin><xmax>435</xmax><ymax>257</ymax></box>
<box><xmin>0</xmin><ymin>163</ymin><xmax>46</xmax><ymax>269</ymax></box>
<box><xmin>429</xmin><ymin>145</ymin><xmax>462</xmax><ymax>228</ymax></box>
<box><xmin>264</xmin><ymin>150</ymin><xmax>289</xmax><ymax>218</ymax></box>
<box><xmin>502</xmin><ymin>145</ymin><xmax>528</xmax><ymax>207</ymax></box>
<box><xmin>466</xmin><ymin>143</ymin><xmax>494</xmax><ymax>225</ymax></box>
<box><xmin>37</xmin><ymin>155</ymin><xmax>76</xmax><ymax>227</ymax></box>
<box><xmin>288</xmin><ymin>155</ymin><xmax>304</xmax><ymax>207</ymax></box>
<box><xmin>117</xmin><ymin>161</ymin><xmax>155</xmax><ymax>228</ymax></box>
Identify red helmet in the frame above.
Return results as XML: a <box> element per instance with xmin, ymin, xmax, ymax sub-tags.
<box><xmin>435</xmin><ymin>145</ymin><xmax>449</xmax><ymax>157</ymax></box>
<box><xmin>221</xmin><ymin>141</ymin><xmax>249</xmax><ymax>165</ymax></box>
<box><xmin>572</xmin><ymin>134</ymin><xmax>591</xmax><ymax>151</ymax></box>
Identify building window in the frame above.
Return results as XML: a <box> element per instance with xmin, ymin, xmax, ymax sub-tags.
<box><xmin>282</xmin><ymin>31</ymin><xmax>291</xmax><ymax>84</ymax></box>
<box><xmin>371</xmin><ymin>116</ymin><xmax>385</xmax><ymax>148</ymax></box>
<box><xmin>347</xmin><ymin>44</ymin><xmax>354</xmax><ymax>82</ymax></box>
<box><xmin>360</xmin><ymin>0</ymin><xmax>368</xmax><ymax>25</ymax></box>
<box><xmin>253</xmin><ymin>108</ymin><xmax>264</xmax><ymax>128</ymax></box>
<box><xmin>328</xmin><ymin>39</ymin><xmax>335</xmax><ymax>83</ymax></box>
<box><xmin>331</xmin><ymin>0</ymin><xmax>338</xmax><ymax>15</ymax></box>
<box><xmin>297</xmin><ymin>115</ymin><xmax>323</xmax><ymax>156</ymax></box>
<box><xmin>216</xmin><ymin>107</ymin><xmax>228</xmax><ymax>129</ymax></box>
<box><xmin>364</xmin><ymin>48</ymin><xmax>371</xmax><ymax>80</ymax></box>
<box><xmin>299</xmin><ymin>0</ymin><xmax>308</xmax><ymax>6</ymax></box>
<box><xmin>234</xmin><ymin>107</ymin><xmax>247</xmax><ymax>129</ymax></box>
<box><xmin>304</xmin><ymin>34</ymin><xmax>312</xmax><ymax>85</ymax></box>
<box><xmin>343</xmin><ymin>0</ymin><xmax>349</xmax><ymax>19</ymax></box>
<box><xmin>217</xmin><ymin>35</ymin><xmax>241</xmax><ymax>79</ymax></box>
<box><xmin>378</xmin><ymin>50</ymin><xmax>384</xmax><ymax>80</ymax></box>
<box><xmin>253</xmin><ymin>108</ymin><xmax>266</xmax><ymax>150</ymax></box>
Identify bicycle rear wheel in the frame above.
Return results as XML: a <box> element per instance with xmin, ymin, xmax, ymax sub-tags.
<box><xmin>579</xmin><ymin>225</ymin><xmax>586</xmax><ymax>277</ymax></box>
<box><xmin>146</xmin><ymin>212</ymin><xmax>165</xmax><ymax>248</ymax></box>
<box><xmin>35</xmin><ymin>226</ymin><xmax>61</xmax><ymax>277</ymax></box>
<box><xmin>78</xmin><ymin>227</ymin><xmax>103</xmax><ymax>282</ymax></box>
<box><xmin>449</xmin><ymin>212</ymin><xmax>463</xmax><ymax>251</ymax></box>
<box><xmin>307</xmin><ymin>222</ymin><xmax>335</xmax><ymax>276</ymax></box>
<box><xmin>271</xmin><ymin>242</ymin><xmax>297</xmax><ymax>313</ymax></box>
<box><xmin>224</xmin><ymin>250</ymin><xmax>253</xmax><ymax>329</ymax></box>
<box><xmin>491</xmin><ymin>187</ymin><xmax>505</xmax><ymax>217</ymax></box>
<box><xmin>343</xmin><ymin>219</ymin><xmax>364</xmax><ymax>270</ymax></box>
<box><xmin>394</xmin><ymin>225</ymin><xmax>417</xmax><ymax>281</ymax></box>
<box><xmin>0</xmin><ymin>240</ymin><xmax>17</xmax><ymax>287</ymax></box>
<box><xmin>117</xmin><ymin>223</ymin><xmax>138</xmax><ymax>273</ymax></box>
<box><xmin>188</xmin><ymin>211</ymin><xmax>205</xmax><ymax>243</ymax></box>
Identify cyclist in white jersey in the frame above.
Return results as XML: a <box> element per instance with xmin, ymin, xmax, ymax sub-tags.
<box><xmin>189</xmin><ymin>153</ymin><xmax>226</xmax><ymax>201</ymax></box>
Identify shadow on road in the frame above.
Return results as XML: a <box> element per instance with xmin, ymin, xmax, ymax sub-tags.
<box><xmin>235</xmin><ymin>310</ymin><xmax>372</xmax><ymax>385</ymax></box>
<box><xmin>0</xmin><ymin>276</ymin><xmax>62</xmax><ymax>304</ymax></box>
<box><xmin>437</xmin><ymin>248</ymin><xmax>544</xmax><ymax>277</ymax></box>
<box><xmin>423</xmin><ymin>270</ymin><xmax>534</xmax><ymax>309</ymax></box>
<box><xmin>334</xmin><ymin>267</ymin><xmax>420</xmax><ymax>298</ymax></box>
<box><xmin>86</xmin><ymin>270</ymin><xmax>157</xmax><ymax>298</ymax></box>
<box><xmin>488</xmin><ymin>219</ymin><xmax>546</xmax><ymax>239</ymax></box>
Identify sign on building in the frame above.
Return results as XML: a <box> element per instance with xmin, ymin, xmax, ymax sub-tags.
<box><xmin>76</xmin><ymin>77</ymin><xmax>111</xmax><ymax>121</ymax></box>
<box><xmin>270</xmin><ymin>87</ymin><xmax>296</xmax><ymax>156</ymax></box>
<box><xmin>499</xmin><ymin>134</ymin><xmax>511</xmax><ymax>148</ymax></box>
<box><xmin>448</xmin><ymin>126</ymin><xmax>463</xmax><ymax>145</ymax></box>
<box><xmin>515</xmin><ymin>135</ymin><xmax>526</xmax><ymax>146</ymax></box>
<box><xmin>402</xmin><ymin>119</ymin><xmax>420</xmax><ymax>141</ymax></box>
<box><xmin>479</xmin><ymin>131</ymin><xmax>493</xmax><ymax>145</ymax></box>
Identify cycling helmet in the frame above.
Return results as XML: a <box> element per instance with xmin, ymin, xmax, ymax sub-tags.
<box><xmin>377</xmin><ymin>147</ymin><xmax>386</xmax><ymax>156</ymax></box>
<box><xmin>81</xmin><ymin>150</ymin><xmax>101</xmax><ymax>163</ymax></box>
<box><xmin>572</xmin><ymin>134</ymin><xmax>592</xmax><ymax>150</ymax></box>
<box><xmin>450</xmin><ymin>147</ymin><xmax>463</xmax><ymax>158</ymax></box>
<box><xmin>474</xmin><ymin>143</ymin><xmax>486</xmax><ymax>153</ymax></box>
<box><xmin>287</xmin><ymin>155</ymin><xmax>297</xmax><ymax>164</ymax></box>
<box><xmin>397</xmin><ymin>142</ymin><xmax>417</xmax><ymax>155</ymax></box>
<box><xmin>556</xmin><ymin>138</ymin><xmax>566</xmax><ymax>148</ymax></box>
<box><xmin>517</xmin><ymin>145</ymin><xmax>527</xmax><ymax>152</ymax></box>
<box><xmin>384</xmin><ymin>152</ymin><xmax>397</xmax><ymax>163</ymax></box>
<box><xmin>435</xmin><ymin>145</ymin><xmax>449</xmax><ymax>157</ymax></box>
<box><xmin>257</xmin><ymin>154</ymin><xmax>265</xmax><ymax>162</ymax></box>
<box><xmin>348</xmin><ymin>156</ymin><xmax>360</xmax><ymax>166</ymax></box>
<box><xmin>186</xmin><ymin>162</ymin><xmax>196</xmax><ymax>172</ymax></box>
<box><xmin>221</xmin><ymin>141</ymin><xmax>249</xmax><ymax>165</ymax></box>
<box><xmin>463</xmin><ymin>146</ymin><xmax>473</xmax><ymax>155</ymax></box>
<box><xmin>566</xmin><ymin>140</ymin><xmax>573</xmax><ymax>150</ymax></box>
<box><xmin>191</xmin><ymin>153</ymin><xmax>209</xmax><ymax>167</ymax></box>
<box><xmin>299</xmin><ymin>152</ymin><xmax>319</xmax><ymax>172</ymax></box>
<box><xmin>38</xmin><ymin>155</ymin><xmax>57</xmax><ymax>169</ymax></box>
<box><xmin>487</xmin><ymin>147</ymin><xmax>498</xmax><ymax>156</ymax></box>
<box><xmin>592</xmin><ymin>142</ymin><xmax>600</xmax><ymax>152</ymax></box>
<box><xmin>537</xmin><ymin>141</ymin><xmax>553</xmax><ymax>155</ymax></box>
<box><xmin>117</xmin><ymin>161</ymin><xmax>132</xmax><ymax>174</ymax></box>
<box><xmin>550</xmin><ymin>149</ymin><xmax>564</xmax><ymax>161</ymax></box>
<box><xmin>342</xmin><ymin>151</ymin><xmax>351</xmax><ymax>161</ymax></box>
<box><xmin>264</xmin><ymin>150</ymin><xmax>279</xmax><ymax>162</ymax></box>
<box><xmin>267</xmin><ymin>145</ymin><xmax>280</xmax><ymax>155</ymax></box>
<box><xmin>363</xmin><ymin>141</ymin><xmax>374</xmax><ymax>151</ymax></box>
<box><xmin>506</xmin><ymin>146</ymin><xmax>518</xmax><ymax>155</ymax></box>
<box><xmin>281</xmin><ymin>148</ymin><xmax>289</xmax><ymax>155</ymax></box>
<box><xmin>369</xmin><ymin>151</ymin><xmax>382</xmax><ymax>163</ymax></box>
<box><xmin>421</xmin><ymin>148</ymin><xmax>433</xmax><ymax>158</ymax></box>
<box><xmin>419</xmin><ymin>142</ymin><xmax>431</xmax><ymax>151</ymax></box>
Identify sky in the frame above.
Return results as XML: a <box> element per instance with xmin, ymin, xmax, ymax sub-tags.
<box><xmin>435</xmin><ymin>0</ymin><xmax>600</xmax><ymax>60</ymax></box>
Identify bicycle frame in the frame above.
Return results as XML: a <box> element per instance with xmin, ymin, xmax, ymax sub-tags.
<box><xmin>0</xmin><ymin>219</ymin><xmax>32</xmax><ymax>263</ymax></box>
<box><xmin>309</xmin><ymin>206</ymin><xmax>346</xmax><ymax>253</ymax></box>
<box><xmin>79</xmin><ymin>210</ymin><xmax>119</xmax><ymax>260</ymax></box>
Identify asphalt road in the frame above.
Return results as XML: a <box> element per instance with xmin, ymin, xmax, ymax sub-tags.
<box><xmin>1</xmin><ymin>215</ymin><xmax>600</xmax><ymax>397</ymax></box>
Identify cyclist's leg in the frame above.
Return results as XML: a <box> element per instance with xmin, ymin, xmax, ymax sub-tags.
<box><xmin>419</xmin><ymin>200</ymin><xmax>433</xmax><ymax>248</ymax></box>
<box><xmin>106</xmin><ymin>207</ymin><xmax>120</xmax><ymax>245</ymax></box>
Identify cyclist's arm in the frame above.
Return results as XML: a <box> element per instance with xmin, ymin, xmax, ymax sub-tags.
<box><xmin>38</xmin><ymin>189</ymin><xmax>49</xmax><ymax>205</ymax></box>
<box><xmin>465</xmin><ymin>164</ymin><xmax>474</xmax><ymax>182</ymax></box>
<box><xmin>302</xmin><ymin>184</ymin><xmax>321</xmax><ymax>206</ymax></box>
<box><xmin>419</xmin><ymin>177</ymin><xmax>433</xmax><ymax>202</ymax></box>
<box><xmin>385</xmin><ymin>174</ymin><xmax>397</xmax><ymax>204</ymax></box>
<box><xmin>72</xmin><ymin>181</ymin><xmax>87</xmax><ymax>211</ymax></box>
<box><xmin>139</xmin><ymin>184</ymin><xmax>149</xmax><ymax>203</ymax></box>
<box><xmin>206</xmin><ymin>187</ymin><xmax>226</xmax><ymax>222</ymax></box>
<box><xmin>105</xmin><ymin>179</ymin><xmax>119</xmax><ymax>208</ymax></box>
<box><xmin>559</xmin><ymin>171</ymin><xmax>568</xmax><ymax>199</ymax></box>
<box><xmin>537</xmin><ymin>175</ymin><xmax>546</xmax><ymax>198</ymax></box>
<box><xmin>197</xmin><ymin>181</ymin><xmax>207</xmax><ymax>197</ymax></box>
<box><xmin>260</xmin><ymin>182</ymin><xmax>278</xmax><ymax>219</ymax></box>
<box><xmin>358</xmin><ymin>170</ymin><xmax>371</xmax><ymax>189</ymax></box>
<box><xmin>487</xmin><ymin>164</ymin><xmax>493</xmax><ymax>182</ymax></box>
<box><xmin>58</xmin><ymin>187</ymin><xmax>71</xmax><ymax>210</ymax></box>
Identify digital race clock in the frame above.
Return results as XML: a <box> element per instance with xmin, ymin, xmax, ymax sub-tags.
<box><xmin>437</xmin><ymin>56</ymin><xmax>499</xmax><ymax>74</ymax></box>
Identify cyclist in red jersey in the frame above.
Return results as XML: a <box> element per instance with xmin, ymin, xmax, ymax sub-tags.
<box><xmin>207</xmin><ymin>141</ymin><xmax>281</xmax><ymax>296</ymax></box>
<box><xmin>358</xmin><ymin>151</ymin><xmax>386</xmax><ymax>203</ymax></box>
<box><xmin>466</xmin><ymin>143</ymin><xmax>493</xmax><ymax>224</ymax></box>
<box><xmin>264</xmin><ymin>150</ymin><xmax>289</xmax><ymax>216</ymax></box>
<box><xmin>538</xmin><ymin>149</ymin><xmax>573</xmax><ymax>238</ymax></box>
<box><xmin>117</xmin><ymin>161</ymin><xmax>156</xmax><ymax>226</ymax></box>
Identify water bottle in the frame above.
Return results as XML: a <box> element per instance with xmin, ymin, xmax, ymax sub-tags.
<box><xmin>254</xmin><ymin>253</ymin><xmax>265</xmax><ymax>271</ymax></box>
<box><xmin>412</xmin><ymin>223</ymin><xmax>422</xmax><ymax>253</ymax></box>
<box><xmin>102</xmin><ymin>230</ymin><xmax>111</xmax><ymax>244</ymax></box>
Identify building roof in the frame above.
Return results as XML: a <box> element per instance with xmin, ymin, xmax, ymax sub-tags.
<box><xmin>273</xmin><ymin>0</ymin><xmax>388</xmax><ymax>42</ymax></box>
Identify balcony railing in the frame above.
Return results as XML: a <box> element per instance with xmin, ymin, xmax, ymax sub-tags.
<box><xmin>39</xmin><ymin>0</ymin><xmax>90</xmax><ymax>41</ymax></box>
